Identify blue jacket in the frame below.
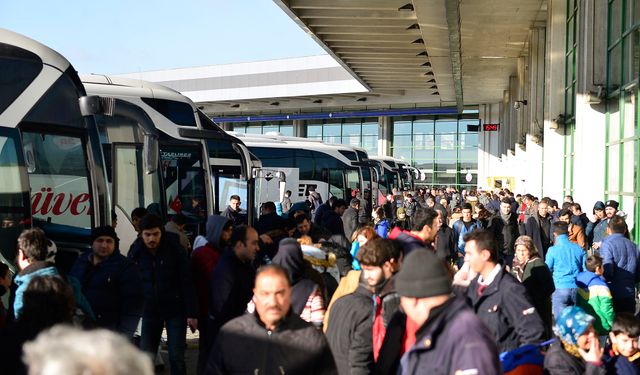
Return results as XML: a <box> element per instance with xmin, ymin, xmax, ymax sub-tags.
<box><xmin>601</xmin><ymin>233</ymin><xmax>639</xmax><ymax>299</ymax></box>
<box><xmin>70</xmin><ymin>250</ymin><xmax>144</xmax><ymax>337</ymax></box>
<box><xmin>13</xmin><ymin>261</ymin><xmax>93</xmax><ymax>320</ymax></box>
<box><xmin>375</xmin><ymin>219</ymin><xmax>390</xmax><ymax>239</ymax></box>
<box><xmin>453</xmin><ymin>219</ymin><xmax>482</xmax><ymax>255</ymax></box>
<box><xmin>545</xmin><ymin>235</ymin><xmax>586</xmax><ymax>289</ymax></box>
<box><xmin>593</xmin><ymin>219</ymin><xmax>609</xmax><ymax>245</ymax></box>
<box><xmin>128</xmin><ymin>232</ymin><xmax>197</xmax><ymax>318</ymax></box>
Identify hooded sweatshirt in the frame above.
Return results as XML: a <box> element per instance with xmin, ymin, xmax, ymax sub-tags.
<box><xmin>191</xmin><ymin>215</ymin><xmax>231</xmax><ymax>318</ymax></box>
<box><xmin>272</xmin><ymin>239</ymin><xmax>321</xmax><ymax>316</ymax></box>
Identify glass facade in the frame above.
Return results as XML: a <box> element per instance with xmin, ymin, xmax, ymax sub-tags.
<box><xmin>605</xmin><ymin>0</ymin><xmax>640</xmax><ymax>241</ymax></box>
<box><xmin>306</xmin><ymin>118</ymin><xmax>379</xmax><ymax>155</ymax></box>
<box><xmin>392</xmin><ymin>116</ymin><xmax>479</xmax><ymax>189</ymax></box>
<box><xmin>232</xmin><ymin>121</ymin><xmax>293</xmax><ymax>136</ymax></box>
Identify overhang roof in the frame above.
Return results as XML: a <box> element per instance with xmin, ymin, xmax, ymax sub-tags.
<box><xmin>274</xmin><ymin>0</ymin><xmax>547</xmax><ymax>111</ymax></box>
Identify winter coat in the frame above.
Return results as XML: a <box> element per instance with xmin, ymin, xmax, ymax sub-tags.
<box><xmin>313</xmin><ymin>202</ymin><xmax>331</xmax><ymax>225</ymax></box>
<box><xmin>12</xmin><ymin>261</ymin><xmax>93</xmax><ymax>320</ymax></box>
<box><xmin>191</xmin><ymin>216</ymin><xmax>230</xmax><ymax>319</ymax></box>
<box><xmin>397</xmin><ymin>296</ymin><xmax>501</xmax><ymax>375</ymax></box>
<box><xmin>567</xmin><ymin>224</ymin><xmax>587</xmax><ymax>249</ymax></box>
<box><xmin>601</xmin><ymin>233</ymin><xmax>640</xmax><ymax>300</ymax></box>
<box><xmin>488</xmin><ymin>212</ymin><xmax>520</xmax><ymax>256</ymax></box>
<box><xmin>466</xmin><ymin>267</ymin><xmax>546</xmax><ymax>353</ymax></box>
<box><xmin>325</xmin><ymin>285</ymin><xmax>374</xmax><ymax>375</ymax></box>
<box><xmin>128</xmin><ymin>233</ymin><xmax>197</xmax><ymax>319</ymax></box>
<box><xmin>593</xmin><ymin>219</ymin><xmax>609</xmax><ymax>245</ymax></box>
<box><xmin>255</xmin><ymin>212</ymin><xmax>285</xmax><ymax>235</ymax></box>
<box><xmin>603</xmin><ymin>349</ymin><xmax>640</xmax><ymax>375</ymax></box>
<box><xmin>545</xmin><ymin>234</ymin><xmax>586</xmax><ymax>289</ymax></box>
<box><xmin>543</xmin><ymin>339</ymin><xmax>606</xmax><ymax>375</ymax></box>
<box><xmin>69</xmin><ymin>250</ymin><xmax>144</xmax><ymax>337</ymax></box>
<box><xmin>207</xmin><ymin>311</ymin><xmax>337</xmax><ymax>375</ymax></box>
<box><xmin>388</xmin><ymin>227</ymin><xmax>428</xmax><ymax>256</ymax></box>
<box><xmin>525</xmin><ymin>214</ymin><xmax>553</xmax><ymax>259</ymax></box>
<box><xmin>209</xmin><ymin>247</ymin><xmax>256</xmax><ymax>340</ymax></box>
<box><xmin>576</xmin><ymin>271</ymin><xmax>614</xmax><ymax>334</ymax></box>
<box><xmin>374</xmin><ymin>219</ymin><xmax>390</xmax><ymax>239</ymax></box>
<box><xmin>452</xmin><ymin>219</ymin><xmax>482</xmax><ymax>256</ymax></box>
<box><xmin>519</xmin><ymin>257</ymin><xmax>555</xmax><ymax>339</ymax></box>
<box><xmin>342</xmin><ymin>207</ymin><xmax>359</xmax><ymax>241</ymax></box>
<box><xmin>435</xmin><ymin>224</ymin><xmax>457</xmax><ymax>262</ymax></box>
<box><xmin>322</xmin><ymin>270</ymin><xmax>361</xmax><ymax>332</ymax></box>
<box><xmin>321</xmin><ymin>210</ymin><xmax>346</xmax><ymax>237</ymax></box>
<box><xmin>221</xmin><ymin>206</ymin><xmax>245</xmax><ymax>227</ymax></box>
<box><xmin>373</xmin><ymin>276</ymin><xmax>400</xmax><ymax>361</ymax></box>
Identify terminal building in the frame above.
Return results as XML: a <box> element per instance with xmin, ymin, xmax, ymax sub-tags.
<box><xmin>118</xmin><ymin>0</ymin><xmax>640</xmax><ymax>241</ymax></box>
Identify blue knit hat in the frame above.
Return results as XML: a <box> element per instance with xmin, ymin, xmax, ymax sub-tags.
<box><xmin>553</xmin><ymin>306</ymin><xmax>594</xmax><ymax>345</ymax></box>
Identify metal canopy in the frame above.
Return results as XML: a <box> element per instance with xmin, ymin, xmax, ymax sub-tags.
<box><xmin>273</xmin><ymin>0</ymin><xmax>547</xmax><ymax>112</ymax></box>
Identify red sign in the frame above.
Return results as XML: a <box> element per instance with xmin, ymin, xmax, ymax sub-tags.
<box><xmin>483</xmin><ymin>123</ymin><xmax>500</xmax><ymax>132</ymax></box>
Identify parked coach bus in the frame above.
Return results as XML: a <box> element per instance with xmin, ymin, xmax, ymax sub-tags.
<box><xmin>81</xmin><ymin>75</ymin><xmax>255</xmax><ymax>249</ymax></box>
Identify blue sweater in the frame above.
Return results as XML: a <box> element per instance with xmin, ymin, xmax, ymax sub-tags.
<box><xmin>545</xmin><ymin>235</ymin><xmax>586</xmax><ymax>289</ymax></box>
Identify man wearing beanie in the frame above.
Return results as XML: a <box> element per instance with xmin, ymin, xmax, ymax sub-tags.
<box><xmin>464</xmin><ymin>230</ymin><xmax>545</xmax><ymax>353</ymax></box>
<box><xmin>392</xmin><ymin>248</ymin><xmax>500</xmax><ymax>374</ymax></box>
<box><xmin>70</xmin><ymin>225</ymin><xmax>144</xmax><ymax>338</ymax></box>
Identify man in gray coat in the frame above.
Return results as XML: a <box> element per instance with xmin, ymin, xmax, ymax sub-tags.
<box><xmin>342</xmin><ymin>198</ymin><xmax>360</xmax><ymax>241</ymax></box>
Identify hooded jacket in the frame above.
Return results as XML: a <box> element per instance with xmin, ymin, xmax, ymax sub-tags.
<box><xmin>272</xmin><ymin>239</ymin><xmax>321</xmax><ymax>316</ymax></box>
<box><xmin>601</xmin><ymin>233</ymin><xmax>640</xmax><ymax>300</ymax></box>
<box><xmin>12</xmin><ymin>261</ymin><xmax>93</xmax><ymax>321</ymax></box>
<box><xmin>191</xmin><ymin>215</ymin><xmax>231</xmax><ymax>319</ymax></box>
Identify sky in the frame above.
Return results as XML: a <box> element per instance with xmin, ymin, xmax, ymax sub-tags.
<box><xmin>1</xmin><ymin>0</ymin><xmax>326</xmax><ymax>74</ymax></box>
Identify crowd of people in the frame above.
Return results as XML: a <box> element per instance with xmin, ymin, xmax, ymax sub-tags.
<box><xmin>0</xmin><ymin>187</ymin><xmax>639</xmax><ymax>375</ymax></box>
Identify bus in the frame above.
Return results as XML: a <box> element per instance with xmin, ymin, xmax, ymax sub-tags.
<box><xmin>81</xmin><ymin>75</ymin><xmax>255</xmax><ymax>249</ymax></box>
<box><xmin>369</xmin><ymin>156</ymin><xmax>415</xmax><ymax>194</ymax></box>
<box><xmin>229</xmin><ymin>133</ymin><xmax>363</xmax><ymax>214</ymax></box>
<box><xmin>0</xmin><ymin>29</ymin><xmax>157</xmax><ymax>270</ymax></box>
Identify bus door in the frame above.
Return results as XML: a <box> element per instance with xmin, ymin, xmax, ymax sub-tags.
<box><xmin>160</xmin><ymin>144</ymin><xmax>208</xmax><ymax>238</ymax></box>
<box><xmin>0</xmin><ymin>129</ymin><xmax>30</xmax><ymax>271</ymax></box>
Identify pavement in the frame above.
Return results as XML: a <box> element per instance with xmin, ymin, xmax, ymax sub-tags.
<box><xmin>157</xmin><ymin>329</ymin><xmax>200</xmax><ymax>375</ymax></box>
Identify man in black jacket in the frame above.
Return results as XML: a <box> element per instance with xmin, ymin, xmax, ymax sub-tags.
<box><xmin>524</xmin><ymin>200</ymin><xmax>553</xmax><ymax>259</ymax></box>
<box><xmin>464</xmin><ymin>230</ymin><xmax>545</xmax><ymax>354</ymax></box>
<box><xmin>207</xmin><ymin>265</ymin><xmax>337</xmax><ymax>374</ymax></box>
<box><xmin>488</xmin><ymin>198</ymin><xmax>520</xmax><ymax>267</ymax></box>
<box><xmin>321</xmin><ymin>199</ymin><xmax>348</xmax><ymax>237</ymax></box>
<box><xmin>128</xmin><ymin>214</ymin><xmax>197</xmax><ymax>375</ymax></box>
<box><xmin>221</xmin><ymin>194</ymin><xmax>246</xmax><ymax>227</ymax></box>
<box><xmin>208</xmin><ymin>225</ymin><xmax>260</xmax><ymax>345</ymax></box>
<box><xmin>70</xmin><ymin>226</ymin><xmax>143</xmax><ymax>339</ymax></box>
<box><xmin>342</xmin><ymin>198</ymin><xmax>360</xmax><ymax>241</ymax></box>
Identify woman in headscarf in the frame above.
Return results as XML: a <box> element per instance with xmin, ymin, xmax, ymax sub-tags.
<box><xmin>249</xmin><ymin>238</ymin><xmax>325</xmax><ymax>327</ymax></box>
<box><xmin>544</xmin><ymin>306</ymin><xmax>605</xmax><ymax>374</ymax></box>
<box><xmin>512</xmin><ymin>235</ymin><xmax>555</xmax><ymax>339</ymax></box>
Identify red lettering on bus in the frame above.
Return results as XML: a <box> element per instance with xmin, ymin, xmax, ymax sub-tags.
<box><xmin>31</xmin><ymin>187</ymin><xmax>91</xmax><ymax>216</ymax></box>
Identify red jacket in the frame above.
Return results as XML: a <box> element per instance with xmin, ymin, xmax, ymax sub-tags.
<box><xmin>191</xmin><ymin>243</ymin><xmax>223</xmax><ymax>318</ymax></box>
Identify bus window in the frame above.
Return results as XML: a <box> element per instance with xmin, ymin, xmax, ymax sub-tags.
<box><xmin>214</xmin><ymin>167</ymin><xmax>248</xmax><ymax>214</ymax></box>
<box><xmin>161</xmin><ymin>146</ymin><xmax>207</xmax><ymax>224</ymax></box>
<box><xmin>23</xmin><ymin>132</ymin><xmax>92</xmax><ymax>229</ymax></box>
<box><xmin>346</xmin><ymin>168</ymin><xmax>360</xmax><ymax>198</ymax></box>
<box><xmin>0</xmin><ymin>130</ymin><xmax>29</xmax><ymax>269</ymax></box>
<box><xmin>113</xmin><ymin>145</ymin><xmax>162</xmax><ymax>220</ymax></box>
<box><xmin>328</xmin><ymin>169</ymin><xmax>344</xmax><ymax>199</ymax></box>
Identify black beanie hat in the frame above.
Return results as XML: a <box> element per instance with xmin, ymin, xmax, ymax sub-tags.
<box><xmin>91</xmin><ymin>226</ymin><xmax>118</xmax><ymax>244</ymax></box>
<box><xmin>396</xmin><ymin>249</ymin><xmax>452</xmax><ymax>298</ymax></box>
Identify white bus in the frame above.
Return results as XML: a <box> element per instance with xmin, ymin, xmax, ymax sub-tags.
<box><xmin>229</xmin><ymin>133</ymin><xmax>363</xmax><ymax>213</ymax></box>
<box><xmin>0</xmin><ymin>29</ymin><xmax>155</xmax><ymax>270</ymax></box>
<box><xmin>369</xmin><ymin>156</ymin><xmax>415</xmax><ymax>195</ymax></box>
<box><xmin>81</xmin><ymin>75</ymin><xmax>255</xmax><ymax>248</ymax></box>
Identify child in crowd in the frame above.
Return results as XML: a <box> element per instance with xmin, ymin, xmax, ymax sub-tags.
<box><xmin>575</xmin><ymin>255</ymin><xmax>615</xmax><ymax>335</ymax></box>
<box><xmin>604</xmin><ymin>313</ymin><xmax>640</xmax><ymax>374</ymax></box>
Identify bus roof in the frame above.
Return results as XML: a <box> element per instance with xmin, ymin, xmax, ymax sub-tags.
<box><xmin>0</xmin><ymin>28</ymin><xmax>70</xmax><ymax>74</ymax></box>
